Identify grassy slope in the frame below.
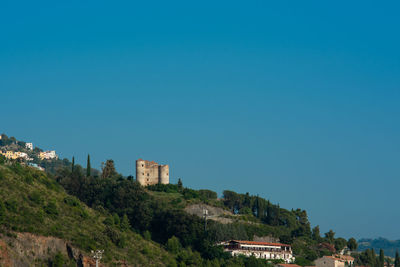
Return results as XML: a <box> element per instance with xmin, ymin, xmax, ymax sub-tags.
<box><xmin>0</xmin><ymin>164</ymin><xmax>175</xmax><ymax>266</ymax></box>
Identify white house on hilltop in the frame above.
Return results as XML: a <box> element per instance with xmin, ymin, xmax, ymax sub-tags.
<box><xmin>39</xmin><ymin>150</ymin><xmax>58</xmax><ymax>160</ymax></box>
<box><xmin>25</xmin><ymin>143</ymin><xmax>33</xmax><ymax>150</ymax></box>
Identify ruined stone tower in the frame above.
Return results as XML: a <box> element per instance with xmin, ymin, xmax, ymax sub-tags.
<box><xmin>136</xmin><ymin>159</ymin><xmax>169</xmax><ymax>186</ymax></box>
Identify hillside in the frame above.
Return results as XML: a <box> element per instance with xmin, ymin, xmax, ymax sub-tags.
<box><xmin>0</xmin><ymin>162</ymin><xmax>176</xmax><ymax>266</ymax></box>
<box><xmin>0</xmin><ymin>134</ymin><xmax>369</xmax><ymax>266</ymax></box>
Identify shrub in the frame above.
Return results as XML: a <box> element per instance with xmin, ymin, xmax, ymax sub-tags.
<box><xmin>64</xmin><ymin>196</ymin><xmax>80</xmax><ymax>207</ymax></box>
<box><xmin>166</xmin><ymin>236</ymin><xmax>181</xmax><ymax>254</ymax></box>
<box><xmin>29</xmin><ymin>191</ymin><xmax>44</xmax><ymax>205</ymax></box>
<box><xmin>198</xmin><ymin>189</ymin><xmax>217</xmax><ymax>200</ymax></box>
<box><xmin>45</xmin><ymin>201</ymin><xmax>59</xmax><ymax>216</ymax></box>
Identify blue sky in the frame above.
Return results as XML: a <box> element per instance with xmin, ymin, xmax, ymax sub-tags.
<box><xmin>1</xmin><ymin>1</ymin><xmax>400</xmax><ymax>239</ymax></box>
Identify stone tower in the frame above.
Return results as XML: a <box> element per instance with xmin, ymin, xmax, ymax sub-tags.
<box><xmin>136</xmin><ymin>159</ymin><xmax>169</xmax><ymax>186</ymax></box>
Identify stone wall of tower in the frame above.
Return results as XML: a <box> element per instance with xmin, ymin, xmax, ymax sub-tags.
<box><xmin>136</xmin><ymin>159</ymin><xmax>170</xmax><ymax>186</ymax></box>
<box><xmin>159</xmin><ymin>165</ymin><xmax>169</xmax><ymax>184</ymax></box>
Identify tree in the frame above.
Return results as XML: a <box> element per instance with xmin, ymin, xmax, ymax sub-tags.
<box><xmin>71</xmin><ymin>156</ymin><xmax>75</xmax><ymax>172</ymax></box>
<box><xmin>312</xmin><ymin>225</ymin><xmax>321</xmax><ymax>241</ymax></box>
<box><xmin>395</xmin><ymin>250</ymin><xmax>400</xmax><ymax>267</ymax></box>
<box><xmin>86</xmin><ymin>154</ymin><xmax>91</xmax><ymax>177</ymax></box>
<box><xmin>324</xmin><ymin>230</ymin><xmax>335</xmax><ymax>244</ymax></box>
<box><xmin>0</xmin><ymin>200</ymin><xmax>6</xmax><ymax>224</ymax></box>
<box><xmin>379</xmin><ymin>249</ymin><xmax>385</xmax><ymax>267</ymax></box>
<box><xmin>102</xmin><ymin>159</ymin><xmax>116</xmax><ymax>179</ymax></box>
<box><xmin>334</xmin><ymin>238</ymin><xmax>347</xmax><ymax>252</ymax></box>
<box><xmin>347</xmin><ymin>238</ymin><xmax>358</xmax><ymax>251</ymax></box>
<box><xmin>177</xmin><ymin>178</ymin><xmax>183</xmax><ymax>191</ymax></box>
<box><xmin>120</xmin><ymin>214</ymin><xmax>131</xmax><ymax>231</ymax></box>
<box><xmin>166</xmin><ymin>236</ymin><xmax>182</xmax><ymax>254</ymax></box>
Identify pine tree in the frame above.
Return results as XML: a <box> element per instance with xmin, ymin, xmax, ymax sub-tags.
<box><xmin>86</xmin><ymin>154</ymin><xmax>91</xmax><ymax>177</ymax></box>
<box><xmin>71</xmin><ymin>156</ymin><xmax>75</xmax><ymax>172</ymax></box>
<box><xmin>395</xmin><ymin>250</ymin><xmax>400</xmax><ymax>267</ymax></box>
<box><xmin>120</xmin><ymin>214</ymin><xmax>131</xmax><ymax>231</ymax></box>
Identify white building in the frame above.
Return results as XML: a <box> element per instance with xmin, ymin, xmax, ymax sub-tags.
<box><xmin>222</xmin><ymin>240</ymin><xmax>295</xmax><ymax>263</ymax></box>
<box><xmin>25</xmin><ymin>143</ymin><xmax>33</xmax><ymax>150</ymax></box>
<box><xmin>15</xmin><ymin>152</ymin><xmax>28</xmax><ymax>159</ymax></box>
<box><xmin>39</xmin><ymin>150</ymin><xmax>58</xmax><ymax>160</ymax></box>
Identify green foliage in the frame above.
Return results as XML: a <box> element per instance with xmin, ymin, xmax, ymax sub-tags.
<box><xmin>324</xmin><ymin>229</ymin><xmax>335</xmax><ymax>244</ymax></box>
<box><xmin>0</xmin><ymin>200</ymin><xmax>6</xmax><ymax>224</ymax></box>
<box><xmin>86</xmin><ymin>154</ymin><xmax>91</xmax><ymax>177</ymax></box>
<box><xmin>347</xmin><ymin>237</ymin><xmax>358</xmax><ymax>251</ymax></box>
<box><xmin>177</xmin><ymin>178</ymin><xmax>183</xmax><ymax>191</ymax></box>
<box><xmin>51</xmin><ymin>252</ymin><xmax>64</xmax><ymax>267</ymax></box>
<box><xmin>45</xmin><ymin>200</ymin><xmax>59</xmax><ymax>217</ymax></box>
<box><xmin>198</xmin><ymin>190</ymin><xmax>217</xmax><ymax>200</ymax></box>
<box><xmin>101</xmin><ymin>159</ymin><xmax>117</xmax><ymax>179</ymax></box>
<box><xmin>166</xmin><ymin>236</ymin><xmax>182</xmax><ymax>254</ymax></box>
<box><xmin>64</xmin><ymin>196</ymin><xmax>80</xmax><ymax>207</ymax></box>
<box><xmin>120</xmin><ymin>214</ymin><xmax>131</xmax><ymax>231</ymax></box>
<box><xmin>0</xmin><ymin>164</ymin><xmax>176</xmax><ymax>266</ymax></box>
<box><xmin>334</xmin><ymin>237</ymin><xmax>347</xmax><ymax>251</ymax></box>
<box><xmin>312</xmin><ymin>225</ymin><xmax>321</xmax><ymax>242</ymax></box>
<box><xmin>29</xmin><ymin>191</ymin><xmax>44</xmax><ymax>205</ymax></box>
<box><xmin>143</xmin><ymin>230</ymin><xmax>152</xmax><ymax>241</ymax></box>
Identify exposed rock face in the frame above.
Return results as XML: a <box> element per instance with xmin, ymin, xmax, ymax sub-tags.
<box><xmin>0</xmin><ymin>232</ymin><xmax>85</xmax><ymax>267</ymax></box>
<box><xmin>185</xmin><ymin>204</ymin><xmax>233</xmax><ymax>224</ymax></box>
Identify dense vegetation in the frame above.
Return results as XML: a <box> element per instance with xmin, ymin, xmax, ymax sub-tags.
<box><xmin>52</xmin><ymin>157</ymin><xmax>361</xmax><ymax>266</ymax></box>
<box><xmin>0</xmin><ymin>134</ymin><xmax>366</xmax><ymax>266</ymax></box>
<box><xmin>0</xmin><ymin>159</ymin><xmax>177</xmax><ymax>266</ymax></box>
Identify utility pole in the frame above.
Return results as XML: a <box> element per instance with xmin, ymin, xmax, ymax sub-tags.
<box><xmin>203</xmin><ymin>208</ymin><xmax>208</xmax><ymax>232</ymax></box>
<box><xmin>91</xmin><ymin>250</ymin><xmax>104</xmax><ymax>267</ymax></box>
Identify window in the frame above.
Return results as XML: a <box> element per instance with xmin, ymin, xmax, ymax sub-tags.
<box><xmin>142</xmin><ymin>164</ymin><xmax>144</xmax><ymax>167</ymax></box>
<box><xmin>147</xmin><ymin>173</ymin><xmax>149</xmax><ymax>176</ymax></box>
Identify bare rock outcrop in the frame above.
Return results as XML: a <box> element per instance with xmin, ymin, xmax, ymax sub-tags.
<box><xmin>0</xmin><ymin>232</ymin><xmax>86</xmax><ymax>267</ymax></box>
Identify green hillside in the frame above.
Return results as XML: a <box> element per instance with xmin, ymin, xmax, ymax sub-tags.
<box><xmin>0</xmin><ymin>161</ymin><xmax>175</xmax><ymax>266</ymax></box>
<box><xmin>0</xmin><ymin>134</ymin><xmax>373</xmax><ymax>267</ymax></box>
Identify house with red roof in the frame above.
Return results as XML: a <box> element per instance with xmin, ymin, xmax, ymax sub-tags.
<box><xmin>222</xmin><ymin>240</ymin><xmax>295</xmax><ymax>263</ymax></box>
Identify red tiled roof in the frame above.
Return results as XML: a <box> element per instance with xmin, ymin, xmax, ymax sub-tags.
<box><xmin>278</xmin><ymin>264</ymin><xmax>301</xmax><ymax>267</ymax></box>
<box><xmin>231</xmin><ymin>240</ymin><xmax>290</xmax><ymax>247</ymax></box>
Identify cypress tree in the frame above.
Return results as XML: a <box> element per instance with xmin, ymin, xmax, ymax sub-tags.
<box><xmin>71</xmin><ymin>156</ymin><xmax>75</xmax><ymax>172</ymax></box>
<box><xmin>177</xmin><ymin>178</ymin><xmax>183</xmax><ymax>191</ymax></box>
<box><xmin>379</xmin><ymin>249</ymin><xmax>385</xmax><ymax>267</ymax></box>
<box><xmin>395</xmin><ymin>250</ymin><xmax>400</xmax><ymax>267</ymax></box>
<box><xmin>86</xmin><ymin>154</ymin><xmax>91</xmax><ymax>177</ymax></box>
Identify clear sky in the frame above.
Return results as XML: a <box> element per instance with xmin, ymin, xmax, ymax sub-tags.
<box><xmin>1</xmin><ymin>1</ymin><xmax>399</xmax><ymax>239</ymax></box>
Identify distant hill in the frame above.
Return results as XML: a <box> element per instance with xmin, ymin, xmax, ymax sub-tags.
<box><xmin>358</xmin><ymin>237</ymin><xmax>400</xmax><ymax>257</ymax></box>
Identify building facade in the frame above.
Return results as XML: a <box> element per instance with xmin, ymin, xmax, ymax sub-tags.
<box><xmin>314</xmin><ymin>255</ymin><xmax>354</xmax><ymax>267</ymax></box>
<box><xmin>136</xmin><ymin>159</ymin><xmax>169</xmax><ymax>186</ymax></box>
<box><xmin>25</xmin><ymin>143</ymin><xmax>33</xmax><ymax>150</ymax></box>
<box><xmin>222</xmin><ymin>240</ymin><xmax>295</xmax><ymax>263</ymax></box>
<box><xmin>39</xmin><ymin>150</ymin><xmax>58</xmax><ymax>160</ymax></box>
